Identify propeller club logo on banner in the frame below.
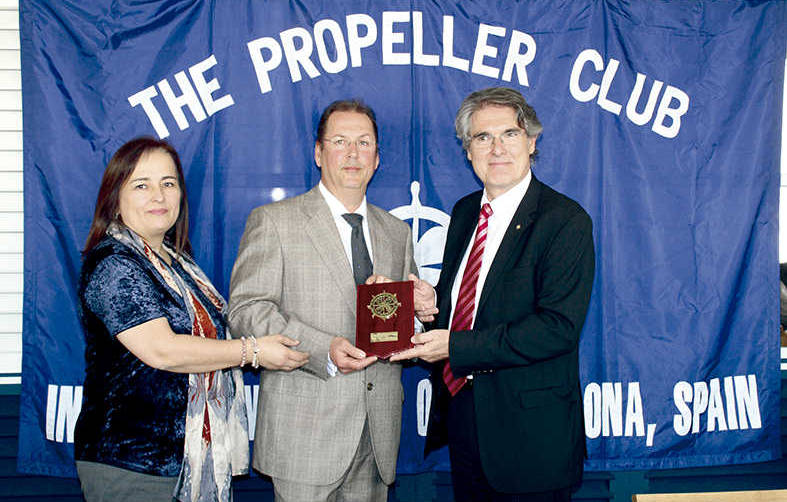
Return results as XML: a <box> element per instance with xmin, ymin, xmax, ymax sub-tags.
<box><xmin>19</xmin><ymin>1</ymin><xmax>785</xmax><ymax>476</ymax></box>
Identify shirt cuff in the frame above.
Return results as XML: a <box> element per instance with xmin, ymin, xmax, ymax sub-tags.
<box><xmin>327</xmin><ymin>358</ymin><xmax>338</xmax><ymax>377</ymax></box>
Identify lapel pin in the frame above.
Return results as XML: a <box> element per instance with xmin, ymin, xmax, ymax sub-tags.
<box><xmin>516</xmin><ymin>224</ymin><xmax>522</xmax><ymax>230</ymax></box>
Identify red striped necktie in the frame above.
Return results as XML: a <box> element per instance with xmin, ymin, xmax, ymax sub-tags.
<box><xmin>443</xmin><ymin>202</ymin><xmax>493</xmax><ymax>396</ymax></box>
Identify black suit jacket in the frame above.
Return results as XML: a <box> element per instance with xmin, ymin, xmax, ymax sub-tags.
<box><xmin>425</xmin><ymin>176</ymin><xmax>595</xmax><ymax>493</ymax></box>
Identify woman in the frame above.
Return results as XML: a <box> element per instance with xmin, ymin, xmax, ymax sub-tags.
<box><xmin>74</xmin><ymin>137</ymin><xmax>309</xmax><ymax>502</ymax></box>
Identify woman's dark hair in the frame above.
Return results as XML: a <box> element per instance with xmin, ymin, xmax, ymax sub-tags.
<box><xmin>83</xmin><ymin>137</ymin><xmax>191</xmax><ymax>255</ymax></box>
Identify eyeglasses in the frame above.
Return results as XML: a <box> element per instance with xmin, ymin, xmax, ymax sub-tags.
<box><xmin>470</xmin><ymin>129</ymin><xmax>526</xmax><ymax>150</ymax></box>
<box><xmin>324</xmin><ymin>136</ymin><xmax>376</xmax><ymax>152</ymax></box>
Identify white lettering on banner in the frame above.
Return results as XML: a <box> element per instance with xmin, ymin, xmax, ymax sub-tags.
<box><xmin>583</xmin><ymin>381</ymin><xmax>654</xmax><ymax>446</ymax></box>
<box><xmin>247</xmin><ymin>12</ymin><xmax>536</xmax><ymax>95</ymax></box>
<box><xmin>128</xmin><ymin>54</ymin><xmax>235</xmax><ymax>139</ymax></box>
<box><xmin>651</xmin><ymin>85</ymin><xmax>690</xmax><ymax>139</ymax></box>
<box><xmin>416</xmin><ymin>378</ymin><xmax>432</xmax><ymax>436</ymax></box>
<box><xmin>247</xmin><ymin>37</ymin><xmax>283</xmax><ymax>94</ymax></box>
<box><xmin>189</xmin><ymin>55</ymin><xmax>236</xmax><ymax>116</ymax></box>
<box><xmin>244</xmin><ymin>384</ymin><xmax>259</xmax><ymax>439</ymax></box>
<box><xmin>412</xmin><ymin>11</ymin><xmax>439</xmax><ymax>66</ymax></box>
<box><xmin>471</xmin><ymin>23</ymin><xmax>506</xmax><ymax>79</ymax></box>
<box><xmin>346</xmin><ymin>14</ymin><xmax>377</xmax><ymax>67</ymax></box>
<box><xmin>45</xmin><ymin>383</ymin><xmax>261</xmax><ymax>443</ymax></box>
<box><xmin>627</xmin><ymin>73</ymin><xmax>664</xmax><ymax>126</ymax></box>
<box><xmin>441</xmin><ymin>15</ymin><xmax>469</xmax><ymax>72</ymax></box>
<box><xmin>158</xmin><ymin>71</ymin><xmax>207</xmax><ymax>129</ymax></box>
<box><xmin>128</xmin><ymin>15</ymin><xmax>692</xmax><ymax>140</ymax></box>
<box><xmin>127</xmin><ymin>86</ymin><xmax>168</xmax><ymax>138</ymax></box>
<box><xmin>280</xmin><ymin>27</ymin><xmax>322</xmax><ymax>82</ymax></box>
<box><xmin>585</xmin><ymin>375</ymin><xmax>761</xmax><ymax>447</ymax></box>
<box><xmin>569</xmin><ymin>48</ymin><xmax>690</xmax><ymax>139</ymax></box>
<box><xmin>45</xmin><ymin>385</ymin><xmax>83</xmax><ymax>443</ymax></box>
<box><xmin>501</xmin><ymin>29</ymin><xmax>536</xmax><ymax>86</ymax></box>
<box><xmin>382</xmin><ymin>11</ymin><xmax>411</xmax><ymax>65</ymax></box>
<box><xmin>45</xmin><ymin>384</ymin><xmax>58</xmax><ymax>441</ymax></box>
<box><xmin>673</xmin><ymin>374</ymin><xmax>762</xmax><ymax>436</ymax></box>
<box><xmin>314</xmin><ymin>19</ymin><xmax>349</xmax><ymax>73</ymax></box>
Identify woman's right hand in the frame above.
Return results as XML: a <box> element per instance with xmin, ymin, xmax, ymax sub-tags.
<box><xmin>257</xmin><ymin>335</ymin><xmax>309</xmax><ymax>371</ymax></box>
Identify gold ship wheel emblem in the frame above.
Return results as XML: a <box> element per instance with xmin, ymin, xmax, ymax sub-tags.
<box><xmin>367</xmin><ymin>291</ymin><xmax>401</xmax><ymax>321</ymax></box>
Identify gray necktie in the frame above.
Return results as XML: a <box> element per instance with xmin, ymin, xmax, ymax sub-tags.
<box><xmin>342</xmin><ymin>213</ymin><xmax>373</xmax><ymax>286</ymax></box>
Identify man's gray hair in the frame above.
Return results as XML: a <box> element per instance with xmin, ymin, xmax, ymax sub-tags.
<box><xmin>455</xmin><ymin>87</ymin><xmax>543</xmax><ymax>160</ymax></box>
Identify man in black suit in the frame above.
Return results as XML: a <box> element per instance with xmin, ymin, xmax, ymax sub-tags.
<box><xmin>392</xmin><ymin>87</ymin><xmax>595</xmax><ymax>501</ymax></box>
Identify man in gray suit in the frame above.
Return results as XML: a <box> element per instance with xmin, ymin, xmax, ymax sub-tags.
<box><xmin>228</xmin><ymin>99</ymin><xmax>417</xmax><ymax>501</ymax></box>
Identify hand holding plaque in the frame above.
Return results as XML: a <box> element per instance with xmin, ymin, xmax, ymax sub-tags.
<box><xmin>355</xmin><ymin>280</ymin><xmax>414</xmax><ymax>359</ymax></box>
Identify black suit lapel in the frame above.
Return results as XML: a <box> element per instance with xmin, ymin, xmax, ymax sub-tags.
<box><xmin>437</xmin><ymin>191</ymin><xmax>483</xmax><ymax>328</ymax></box>
<box><xmin>476</xmin><ymin>178</ymin><xmax>543</xmax><ymax>316</ymax></box>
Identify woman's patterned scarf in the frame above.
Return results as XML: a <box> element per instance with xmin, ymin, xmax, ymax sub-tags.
<box><xmin>108</xmin><ymin>222</ymin><xmax>248</xmax><ymax>501</ymax></box>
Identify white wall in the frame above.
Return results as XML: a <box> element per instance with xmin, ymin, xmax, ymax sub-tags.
<box><xmin>0</xmin><ymin>0</ymin><xmax>20</xmax><ymax>385</ymax></box>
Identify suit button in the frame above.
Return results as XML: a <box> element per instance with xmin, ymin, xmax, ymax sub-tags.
<box><xmin>367</xmin><ymin>382</ymin><xmax>374</xmax><ymax>391</ymax></box>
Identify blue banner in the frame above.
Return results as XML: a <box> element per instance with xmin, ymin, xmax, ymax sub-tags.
<box><xmin>18</xmin><ymin>0</ymin><xmax>786</xmax><ymax>476</ymax></box>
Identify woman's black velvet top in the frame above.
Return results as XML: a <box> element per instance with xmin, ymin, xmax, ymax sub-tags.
<box><xmin>74</xmin><ymin>238</ymin><xmax>226</xmax><ymax>476</ymax></box>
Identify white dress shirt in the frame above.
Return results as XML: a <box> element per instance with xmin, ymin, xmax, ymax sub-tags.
<box><xmin>319</xmin><ymin>182</ymin><xmax>374</xmax><ymax>376</ymax></box>
<box><xmin>318</xmin><ymin>181</ymin><xmax>374</xmax><ymax>265</ymax></box>
<box><xmin>449</xmin><ymin>171</ymin><xmax>532</xmax><ymax>330</ymax></box>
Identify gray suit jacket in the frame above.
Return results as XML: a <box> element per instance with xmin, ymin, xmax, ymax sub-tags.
<box><xmin>228</xmin><ymin>186</ymin><xmax>416</xmax><ymax>485</ymax></box>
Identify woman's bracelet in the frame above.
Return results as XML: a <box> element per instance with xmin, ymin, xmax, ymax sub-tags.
<box><xmin>240</xmin><ymin>336</ymin><xmax>248</xmax><ymax>367</ymax></box>
<box><xmin>250</xmin><ymin>336</ymin><xmax>260</xmax><ymax>369</ymax></box>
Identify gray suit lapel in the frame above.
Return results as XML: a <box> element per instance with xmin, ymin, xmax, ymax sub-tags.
<box><xmin>367</xmin><ymin>206</ymin><xmax>393</xmax><ymax>279</ymax></box>
<box><xmin>300</xmin><ymin>187</ymin><xmax>357</xmax><ymax>314</ymax></box>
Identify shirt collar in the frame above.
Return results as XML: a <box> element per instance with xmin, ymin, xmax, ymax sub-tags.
<box><xmin>318</xmin><ymin>181</ymin><xmax>368</xmax><ymax>219</ymax></box>
<box><xmin>481</xmin><ymin>170</ymin><xmax>532</xmax><ymax>218</ymax></box>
